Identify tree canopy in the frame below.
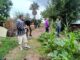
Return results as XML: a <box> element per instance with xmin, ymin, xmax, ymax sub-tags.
<box><xmin>41</xmin><ymin>0</ymin><xmax>80</xmax><ymax>25</ymax></box>
<box><xmin>0</xmin><ymin>0</ymin><xmax>12</xmax><ymax>22</ymax></box>
<box><xmin>30</xmin><ymin>2</ymin><xmax>39</xmax><ymax>19</ymax></box>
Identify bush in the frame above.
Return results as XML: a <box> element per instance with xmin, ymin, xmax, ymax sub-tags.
<box><xmin>38</xmin><ymin>32</ymin><xmax>80</xmax><ymax>60</ymax></box>
<box><xmin>0</xmin><ymin>37</ymin><xmax>18</xmax><ymax>60</ymax></box>
<box><xmin>38</xmin><ymin>33</ymin><xmax>50</xmax><ymax>42</ymax></box>
<box><xmin>74</xmin><ymin>31</ymin><xmax>80</xmax><ymax>42</ymax></box>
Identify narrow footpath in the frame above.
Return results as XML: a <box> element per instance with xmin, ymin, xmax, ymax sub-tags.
<box><xmin>5</xmin><ymin>26</ymin><xmax>45</xmax><ymax>60</ymax></box>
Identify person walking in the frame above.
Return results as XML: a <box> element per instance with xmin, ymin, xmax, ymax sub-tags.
<box><xmin>44</xmin><ymin>18</ymin><xmax>49</xmax><ymax>32</ymax></box>
<box><xmin>56</xmin><ymin>16</ymin><xmax>62</xmax><ymax>37</ymax></box>
<box><xmin>25</xmin><ymin>19</ymin><xmax>32</xmax><ymax>38</ymax></box>
<box><xmin>16</xmin><ymin>15</ymin><xmax>30</xmax><ymax>50</ymax></box>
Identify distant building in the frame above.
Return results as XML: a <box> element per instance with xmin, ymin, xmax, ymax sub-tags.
<box><xmin>70</xmin><ymin>19</ymin><xmax>80</xmax><ymax>31</ymax></box>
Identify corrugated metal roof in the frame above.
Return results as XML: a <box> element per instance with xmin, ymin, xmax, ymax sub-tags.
<box><xmin>72</xmin><ymin>19</ymin><xmax>80</xmax><ymax>24</ymax></box>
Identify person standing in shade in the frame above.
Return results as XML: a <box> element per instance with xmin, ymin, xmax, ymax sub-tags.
<box><xmin>16</xmin><ymin>15</ymin><xmax>30</xmax><ymax>50</ymax></box>
<box><xmin>56</xmin><ymin>16</ymin><xmax>62</xmax><ymax>37</ymax></box>
<box><xmin>25</xmin><ymin>19</ymin><xmax>32</xmax><ymax>38</ymax></box>
<box><xmin>45</xmin><ymin>18</ymin><xmax>49</xmax><ymax>32</ymax></box>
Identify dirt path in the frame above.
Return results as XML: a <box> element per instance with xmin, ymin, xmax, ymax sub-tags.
<box><xmin>5</xmin><ymin>27</ymin><xmax>45</xmax><ymax>60</ymax></box>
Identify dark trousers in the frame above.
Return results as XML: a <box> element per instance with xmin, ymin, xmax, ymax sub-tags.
<box><xmin>45</xmin><ymin>27</ymin><xmax>49</xmax><ymax>32</ymax></box>
<box><xmin>56</xmin><ymin>26</ymin><xmax>61</xmax><ymax>37</ymax></box>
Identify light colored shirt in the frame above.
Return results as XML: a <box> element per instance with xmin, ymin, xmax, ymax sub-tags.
<box><xmin>56</xmin><ymin>19</ymin><xmax>61</xmax><ymax>28</ymax></box>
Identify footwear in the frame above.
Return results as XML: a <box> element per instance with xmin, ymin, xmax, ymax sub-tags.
<box><xmin>24</xmin><ymin>45</ymin><xmax>31</xmax><ymax>49</ymax></box>
<box><xmin>29</xmin><ymin>36</ymin><xmax>32</xmax><ymax>39</ymax></box>
<box><xmin>19</xmin><ymin>46</ymin><xmax>23</xmax><ymax>51</ymax></box>
<box><xmin>27</xmin><ymin>36</ymin><xmax>32</xmax><ymax>40</ymax></box>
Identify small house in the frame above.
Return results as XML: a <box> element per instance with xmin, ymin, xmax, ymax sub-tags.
<box><xmin>70</xmin><ymin>19</ymin><xmax>80</xmax><ymax>31</ymax></box>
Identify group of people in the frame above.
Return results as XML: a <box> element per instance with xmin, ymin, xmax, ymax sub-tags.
<box><xmin>44</xmin><ymin>16</ymin><xmax>62</xmax><ymax>37</ymax></box>
<box><xmin>16</xmin><ymin>15</ymin><xmax>62</xmax><ymax>50</ymax></box>
<box><xmin>16</xmin><ymin>15</ymin><xmax>32</xmax><ymax>50</ymax></box>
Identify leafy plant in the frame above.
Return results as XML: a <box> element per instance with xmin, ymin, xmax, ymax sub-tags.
<box><xmin>38</xmin><ymin>32</ymin><xmax>80</xmax><ymax>60</ymax></box>
<box><xmin>74</xmin><ymin>31</ymin><xmax>80</xmax><ymax>42</ymax></box>
<box><xmin>38</xmin><ymin>33</ymin><xmax>50</xmax><ymax>43</ymax></box>
<box><xmin>41</xmin><ymin>0</ymin><xmax>80</xmax><ymax>26</ymax></box>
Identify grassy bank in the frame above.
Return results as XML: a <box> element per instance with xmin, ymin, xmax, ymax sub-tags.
<box><xmin>0</xmin><ymin>37</ymin><xmax>18</xmax><ymax>60</ymax></box>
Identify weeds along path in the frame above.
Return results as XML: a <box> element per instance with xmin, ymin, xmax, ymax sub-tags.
<box><xmin>5</xmin><ymin>26</ymin><xmax>45</xmax><ymax>60</ymax></box>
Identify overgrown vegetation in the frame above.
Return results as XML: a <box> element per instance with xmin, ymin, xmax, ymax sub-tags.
<box><xmin>38</xmin><ymin>31</ymin><xmax>80</xmax><ymax>60</ymax></box>
<box><xmin>41</xmin><ymin>0</ymin><xmax>80</xmax><ymax>26</ymax></box>
<box><xmin>0</xmin><ymin>0</ymin><xmax>12</xmax><ymax>22</ymax></box>
<box><xmin>74</xmin><ymin>30</ymin><xmax>80</xmax><ymax>42</ymax></box>
<box><xmin>0</xmin><ymin>37</ymin><xmax>18</xmax><ymax>60</ymax></box>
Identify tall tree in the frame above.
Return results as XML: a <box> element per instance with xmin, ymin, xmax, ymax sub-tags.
<box><xmin>30</xmin><ymin>2</ymin><xmax>39</xmax><ymax>19</ymax></box>
<box><xmin>0</xmin><ymin>0</ymin><xmax>12</xmax><ymax>22</ymax></box>
<box><xmin>41</xmin><ymin>0</ymin><xmax>80</xmax><ymax>26</ymax></box>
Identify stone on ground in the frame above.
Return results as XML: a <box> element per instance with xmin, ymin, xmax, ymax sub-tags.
<box><xmin>0</xmin><ymin>26</ymin><xmax>8</xmax><ymax>37</ymax></box>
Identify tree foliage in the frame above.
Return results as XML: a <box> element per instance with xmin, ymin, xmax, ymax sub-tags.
<box><xmin>41</xmin><ymin>0</ymin><xmax>80</xmax><ymax>25</ymax></box>
<box><xmin>0</xmin><ymin>0</ymin><xmax>12</xmax><ymax>22</ymax></box>
<box><xmin>30</xmin><ymin>2</ymin><xmax>39</xmax><ymax>18</ymax></box>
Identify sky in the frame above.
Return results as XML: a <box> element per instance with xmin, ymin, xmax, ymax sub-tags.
<box><xmin>10</xmin><ymin>0</ymin><xmax>48</xmax><ymax>19</ymax></box>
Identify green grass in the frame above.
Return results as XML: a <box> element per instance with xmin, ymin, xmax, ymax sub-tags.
<box><xmin>0</xmin><ymin>37</ymin><xmax>18</xmax><ymax>60</ymax></box>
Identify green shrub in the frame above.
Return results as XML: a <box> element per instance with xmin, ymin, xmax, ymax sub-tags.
<box><xmin>38</xmin><ymin>32</ymin><xmax>80</xmax><ymax>60</ymax></box>
<box><xmin>74</xmin><ymin>31</ymin><xmax>80</xmax><ymax>42</ymax></box>
<box><xmin>0</xmin><ymin>37</ymin><xmax>18</xmax><ymax>60</ymax></box>
<box><xmin>38</xmin><ymin>33</ymin><xmax>50</xmax><ymax>43</ymax></box>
